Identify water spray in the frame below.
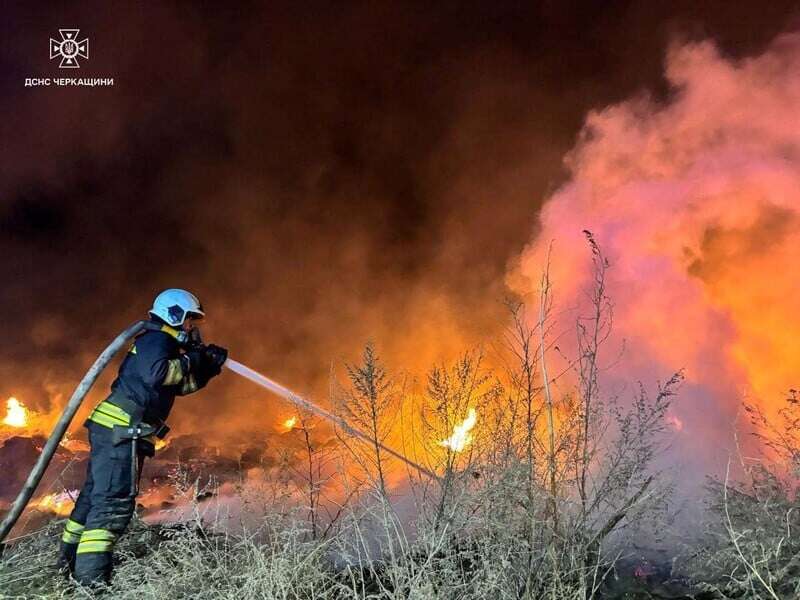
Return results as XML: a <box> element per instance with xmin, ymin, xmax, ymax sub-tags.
<box><xmin>0</xmin><ymin>323</ymin><xmax>440</xmax><ymax>551</ymax></box>
<box><xmin>224</xmin><ymin>359</ymin><xmax>440</xmax><ymax>481</ymax></box>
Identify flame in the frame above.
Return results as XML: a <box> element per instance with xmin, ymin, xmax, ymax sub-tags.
<box><xmin>281</xmin><ymin>416</ymin><xmax>297</xmax><ymax>431</ymax></box>
<box><xmin>155</xmin><ymin>438</ymin><xmax>169</xmax><ymax>451</ymax></box>
<box><xmin>2</xmin><ymin>397</ymin><xmax>28</xmax><ymax>428</ymax></box>
<box><xmin>59</xmin><ymin>431</ymin><xmax>90</xmax><ymax>453</ymax></box>
<box><xmin>439</xmin><ymin>408</ymin><xmax>477</xmax><ymax>452</ymax></box>
<box><xmin>36</xmin><ymin>491</ymin><xmax>76</xmax><ymax>516</ymax></box>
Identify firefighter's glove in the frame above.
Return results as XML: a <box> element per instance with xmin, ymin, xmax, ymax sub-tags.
<box><xmin>183</xmin><ymin>349</ymin><xmax>206</xmax><ymax>375</ymax></box>
<box><xmin>204</xmin><ymin>344</ymin><xmax>228</xmax><ymax>377</ymax></box>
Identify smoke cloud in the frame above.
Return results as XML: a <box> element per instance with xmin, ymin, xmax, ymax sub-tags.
<box><xmin>512</xmin><ymin>33</ymin><xmax>800</xmax><ymax>480</ymax></box>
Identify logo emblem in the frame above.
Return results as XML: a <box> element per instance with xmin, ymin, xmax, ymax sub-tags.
<box><xmin>49</xmin><ymin>29</ymin><xmax>88</xmax><ymax>69</ymax></box>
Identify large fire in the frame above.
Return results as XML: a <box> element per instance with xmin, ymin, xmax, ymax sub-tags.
<box><xmin>2</xmin><ymin>397</ymin><xmax>28</xmax><ymax>428</ymax></box>
<box><xmin>439</xmin><ymin>408</ymin><xmax>477</xmax><ymax>453</ymax></box>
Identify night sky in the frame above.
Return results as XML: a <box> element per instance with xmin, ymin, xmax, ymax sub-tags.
<box><xmin>2</xmin><ymin>1</ymin><xmax>798</xmax><ymax>432</ymax></box>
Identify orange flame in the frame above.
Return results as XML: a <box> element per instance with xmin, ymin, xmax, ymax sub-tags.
<box><xmin>35</xmin><ymin>491</ymin><xmax>76</xmax><ymax>516</ymax></box>
<box><xmin>155</xmin><ymin>438</ymin><xmax>169</xmax><ymax>451</ymax></box>
<box><xmin>2</xmin><ymin>397</ymin><xmax>28</xmax><ymax>428</ymax></box>
<box><xmin>59</xmin><ymin>431</ymin><xmax>90</xmax><ymax>453</ymax></box>
<box><xmin>439</xmin><ymin>408</ymin><xmax>477</xmax><ymax>452</ymax></box>
<box><xmin>281</xmin><ymin>416</ymin><xmax>297</xmax><ymax>431</ymax></box>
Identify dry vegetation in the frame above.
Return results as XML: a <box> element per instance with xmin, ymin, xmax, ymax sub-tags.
<box><xmin>5</xmin><ymin>235</ymin><xmax>783</xmax><ymax>599</ymax></box>
<box><xmin>681</xmin><ymin>391</ymin><xmax>800</xmax><ymax>599</ymax></box>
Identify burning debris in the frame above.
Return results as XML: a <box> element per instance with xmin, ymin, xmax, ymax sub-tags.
<box><xmin>34</xmin><ymin>490</ymin><xmax>76</xmax><ymax>517</ymax></box>
<box><xmin>59</xmin><ymin>431</ymin><xmax>90</xmax><ymax>453</ymax></box>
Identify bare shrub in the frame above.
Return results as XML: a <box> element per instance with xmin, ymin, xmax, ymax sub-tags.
<box><xmin>683</xmin><ymin>390</ymin><xmax>800</xmax><ymax>599</ymax></box>
<box><xmin>335</xmin><ymin>343</ymin><xmax>399</xmax><ymax>500</ymax></box>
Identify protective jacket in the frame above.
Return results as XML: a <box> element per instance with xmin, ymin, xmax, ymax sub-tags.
<box><xmin>109</xmin><ymin>320</ymin><xmax>206</xmax><ymax>425</ymax></box>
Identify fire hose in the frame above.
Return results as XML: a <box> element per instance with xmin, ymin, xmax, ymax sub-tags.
<box><xmin>0</xmin><ymin>322</ymin><xmax>438</xmax><ymax>551</ymax></box>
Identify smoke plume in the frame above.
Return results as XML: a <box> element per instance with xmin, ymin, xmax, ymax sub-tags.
<box><xmin>512</xmin><ymin>33</ymin><xmax>800</xmax><ymax>480</ymax></box>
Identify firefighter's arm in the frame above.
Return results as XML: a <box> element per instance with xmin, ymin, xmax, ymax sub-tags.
<box><xmin>135</xmin><ymin>334</ymin><xmax>186</xmax><ymax>388</ymax></box>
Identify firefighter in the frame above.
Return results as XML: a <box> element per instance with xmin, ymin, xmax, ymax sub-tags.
<box><xmin>56</xmin><ymin>289</ymin><xmax>228</xmax><ymax>586</ymax></box>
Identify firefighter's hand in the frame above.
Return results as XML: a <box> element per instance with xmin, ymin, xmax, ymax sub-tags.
<box><xmin>183</xmin><ymin>349</ymin><xmax>205</xmax><ymax>375</ymax></box>
<box><xmin>204</xmin><ymin>344</ymin><xmax>228</xmax><ymax>376</ymax></box>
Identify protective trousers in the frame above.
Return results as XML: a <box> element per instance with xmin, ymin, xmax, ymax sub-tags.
<box><xmin>59</xmin><ymin>422</ymin><xmax>145</xmax><ymax>586</ymax></box>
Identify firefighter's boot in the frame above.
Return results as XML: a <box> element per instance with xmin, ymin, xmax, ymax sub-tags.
<box><xmin>55</xmin><ymin>518</ymin><xmax>84</xmax><ymax>576</ymax></box>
